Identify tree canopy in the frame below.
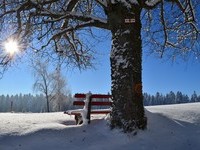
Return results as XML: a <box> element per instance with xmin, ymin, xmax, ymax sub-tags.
<box><xmin>0</xmin><ymin>1</ymin><xmax>199</xmax><ymax>68</ymax></box>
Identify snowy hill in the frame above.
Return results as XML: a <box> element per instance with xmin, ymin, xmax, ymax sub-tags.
<box><xmin>0</xmin><ymin>103</ymin><xmax>200</xmax><ymax>150</ymax></box>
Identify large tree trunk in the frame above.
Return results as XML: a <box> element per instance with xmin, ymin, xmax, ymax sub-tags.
<box><xmin>107</xmin><ymin>3</ymin><xmax>147</xmax><ymax>132</ymax></box>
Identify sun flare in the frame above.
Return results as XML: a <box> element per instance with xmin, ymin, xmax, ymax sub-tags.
<box><xmin>4</xmin><ymin>39</ymin><xmax>19</xmax><ymax>55</ymax></box>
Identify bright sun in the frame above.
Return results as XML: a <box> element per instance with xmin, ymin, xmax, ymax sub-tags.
<box><xmin>4</xmin><ymin>39</ymin><xmax>19</xmax><ymax>55</ymax></box>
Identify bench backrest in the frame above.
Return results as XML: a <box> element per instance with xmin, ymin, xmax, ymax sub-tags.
<box><xmin>73</xmin><ymin>93</ymin><xmax>112</xmax><ymax>106</ymax></box>
<box><xmin>73</xmin><ymin>93</ymin><xmax>112</xmax><ymax>124</ymax></box>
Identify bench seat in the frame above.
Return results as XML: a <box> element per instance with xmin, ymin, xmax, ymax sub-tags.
<box><xmin>64</xmin><ymin>108</ymin><xmax>111</xmax><ymax>115</ymax></box>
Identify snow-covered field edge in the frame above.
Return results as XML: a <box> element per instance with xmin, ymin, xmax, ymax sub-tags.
<box><xmin>0</xmin><ymin>103</ymin><xmax>200</xmax><ymax>150</ymax></box>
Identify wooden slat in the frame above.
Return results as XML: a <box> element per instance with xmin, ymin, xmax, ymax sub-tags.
<box><xmin>91</xmin><ymin>101</ymin><xmax>112</xmax><ymax>105</ymax></box>
<box><xmin>73</xmin><ymin>101</ymin><xmax>112</xmax><ymax>106</ymax></box>
<box><xmin>91</xmin><ymin>94</ymin><xmax>112</xmax><ymax>99</ymax></box>
<box><xmin>74</xmin><ymin>93</ymin><xmax>86</xmax><ymax>98</ymax></box>
<box><xmin>73</xmin><ymin>101</ymin><xmax>85</xmax><ymax>105</ymax></box>
<box><xmin>90</xmin><ymin>110</ymin><xmax>111</xmax><ymax>114</ymax></box>
<box><xmin>70</xmin><ymin>111</ymin><xmax>110</xmax><ymax>115</ymax></box>
<box><xmin>74</xmin><ymin>93</ymin><xmax>112</xmax><ymax>99</ymax></box>
<box><xmin>66</xmin><ymin>109</ymin><xmax>111</xmax><ymax>115</ymax></box>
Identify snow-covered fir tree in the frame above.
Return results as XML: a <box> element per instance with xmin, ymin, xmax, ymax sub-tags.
<box><xmin>191</xmin><ymin>91</ymin><xmax>198</xmax><ymax>102</ymax></box>
<box><xmin>0</xmin><ymin>93</ymin><xmax>72</xmax><ymax>112</ymax></box>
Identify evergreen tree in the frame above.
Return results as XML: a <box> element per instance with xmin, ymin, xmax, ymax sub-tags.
<box><xmin>191</xmin><ymin>91</ymin><xmax>198</xmax><ymax>102</ymax></box>
<box><xmin>182</xmin><ymin>94</ymin><xmax>189</xmax><ymax>103</ymax></box>
<box><xmin>170</xmin><ymin>91</ymin><xmax>176</xmax><ymax>104</ymax></box>
<box><xmin>176</xmin><ymin>91</ymin><xmax>183</xmax><ymax>104</ymax></box>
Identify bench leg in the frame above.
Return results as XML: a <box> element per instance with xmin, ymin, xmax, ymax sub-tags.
<box><xmin>75</xmin><ymin>114</ymin><xmax>83</xmax><ymax>125</ymax></box>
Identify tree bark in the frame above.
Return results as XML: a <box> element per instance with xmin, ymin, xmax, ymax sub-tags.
<box><xmin>46</xmin><ymin>96</ymin><xmax>50</xmax><ymax>112</ymax></box>
<box><xmin>107</xmin><ymin>3</ymin><xmax>147</xmax><ymax>132</ymax></box>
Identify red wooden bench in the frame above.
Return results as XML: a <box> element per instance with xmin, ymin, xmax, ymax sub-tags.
<box><xmin>64</xmin><ymin>93</ymin><xmax>112</xmax><ymax>125</ymax></box>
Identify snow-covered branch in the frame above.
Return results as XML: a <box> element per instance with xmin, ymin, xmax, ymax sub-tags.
<box><xmin>142</xmin><ymin>0</ymin><xmax>199</xmax><ymax>60</ymax></box>
<box><xmin>95</xmin><ymin>0</ymin><xmax>108</xmax><ymax>8</ymax></box>
<box><xmin>159</xmin><ymin>0</ymin><xmax>168</xmax><ymax>57</ymax></box>
<box><xmin>143</xmin><ymin>0</ymin><xmax>161</xmax><ymax>9</ymax></box>
<box><xmin>0</xmin><ymin>0</ymin><xmax>109</xmax><ymax>70</ymax></box>
<box><xmin>169</xmin><ymin>0</ymin><xmax>196</xmax><ymax>23</ymax></box>
<box><xmin>43</xmin><ymin>12</ymin><xmax>108</xmax><ymax>29</ymax></box>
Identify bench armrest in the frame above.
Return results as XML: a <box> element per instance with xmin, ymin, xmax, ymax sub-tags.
<box><xmin>64</xmin><ymin>109</ymin><xmax>83</xmax><ymax>115</ymax></box>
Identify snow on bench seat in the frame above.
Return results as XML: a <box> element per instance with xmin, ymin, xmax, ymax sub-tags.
<box><xmin>64</xmin><ymin>93</ymin><xmax>112</xmax><ymax>125</ymax></box>
<box><xmin>65</xmin><ymin>109</ymin><xmax>111</xmax><ymax>115</ymax></box>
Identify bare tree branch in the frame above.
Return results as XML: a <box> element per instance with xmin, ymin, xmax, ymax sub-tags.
<box><xmin>95</xmin><ymin>0</ymin><xmax>108</xmax><ymax>8</ymax></box>
<box><xmin>142</xmin><ymin>0</ymin><xmax>199</xmax><ymax>61</ymax></box>
<box><xmin>142</xmin><ymin>0</ymin><xmax>162</xmax><ymax>9</ymax></box>
<box><xmin>0</xmin><ymin>0</ymin><xmax>109</xmax><ymax>71</ymax></box>
<box><xmin>43</xmin><ymin>12</ymin><xmax>108</xmax><ymax>29</ymax></box>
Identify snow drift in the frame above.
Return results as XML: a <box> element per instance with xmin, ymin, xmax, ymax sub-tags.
<box><xmin>0</xmin><ymin>103</ymin><xmax>200</xmax><ymax>150</ymax></box>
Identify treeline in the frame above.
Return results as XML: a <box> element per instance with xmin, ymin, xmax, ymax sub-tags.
<box><xmin>0</xmin><ymin>91</ymin><xmax>200</xmax><ymax>112</ymax></box>
<box><xmin>144</xmin><ymin>91</ymin><xmax>200</xmax><ymax>106</ymax></box>
<box><xmin>0</xmin><ymin>93</ymin><xmax>72</xmax><ymax>112</ymax></box>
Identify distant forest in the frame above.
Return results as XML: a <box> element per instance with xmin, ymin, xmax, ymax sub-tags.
<box><xmin>143</xmin><ymin>91</ymin><xmax>200</xmax><ymax>106</ymax></box>
<box><xmin>0</xmin><ymin>91</ymin><xmax>199</xmax><ymax>112</ymax></box>
<box><xmin>0</xmin><ymin>93</ymin><xmax>72</xmax><ymax>113</ymax></box>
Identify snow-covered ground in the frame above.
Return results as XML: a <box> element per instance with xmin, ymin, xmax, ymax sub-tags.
<box><xmin>0</xmin><ymin>103</ymin><xmax>200</xmax><ymax>150</ymax></box>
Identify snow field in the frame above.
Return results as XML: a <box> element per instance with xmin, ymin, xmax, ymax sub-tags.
<box><xmin>0</xmin><ymin>103</ymin><xmax>200</xmax><ymax>150</ymax></box>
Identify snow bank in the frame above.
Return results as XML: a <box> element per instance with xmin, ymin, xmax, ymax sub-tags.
<box><xmin>147</xmin><ymin>103</ymin><xmax>200</xmax><ymax>125</ymax></box>
<box><xmin>0</xmin><ymin>112</ymin><xmax>70</xmax><ymax>136</ymax></box>
<box><xmin>0</xmin><ymin>103</ymin><xmax>200</xmax><ymax>150</ymax></box>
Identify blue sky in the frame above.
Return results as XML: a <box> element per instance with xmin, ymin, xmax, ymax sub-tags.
<box><xmin>0</xmin><ymin>37</ymin><xmax>200</xmax><ymax>96</ymax></box>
